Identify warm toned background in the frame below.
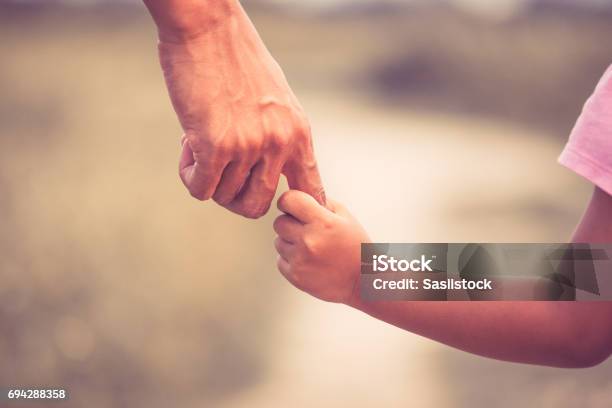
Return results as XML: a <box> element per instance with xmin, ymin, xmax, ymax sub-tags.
<box><xmin>1</xmin><ymin>0</ymin><xmax>612</xmax><ymax>407</ymax></box>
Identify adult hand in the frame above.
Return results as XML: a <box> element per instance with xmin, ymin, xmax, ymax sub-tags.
<box><xmin>146</xmin><ymin>0</ymin><xmax>325</xmax><ymax>218</ymax></box>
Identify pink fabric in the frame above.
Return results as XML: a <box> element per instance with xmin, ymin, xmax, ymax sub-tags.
<box><xmin>559</xmin><ymin>65</ymin><xmax>612</xmax><ymax>195</ymax></box>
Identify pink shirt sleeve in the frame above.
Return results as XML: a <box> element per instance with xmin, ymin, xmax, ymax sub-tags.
<box><xmin>559</xmin><ymin>64</ymin><xmax>612</xmax><ymax>195</ymax></box>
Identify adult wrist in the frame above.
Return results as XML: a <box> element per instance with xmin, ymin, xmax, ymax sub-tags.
<box><xmin>146</xmin><ymin>0</ymin><xmax>241</xmax><ymax>44</ymax></box>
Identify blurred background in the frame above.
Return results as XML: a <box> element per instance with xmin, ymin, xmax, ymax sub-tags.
<box><xmin>1</xmin><ymin>0</ymin><xmax>612</xmax><ymax>407</ymax></box>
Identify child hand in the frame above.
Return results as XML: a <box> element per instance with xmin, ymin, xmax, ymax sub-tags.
<box><xmin>273</xmin><ymin>190</ymin><xmax>370</xmax><ymax>304</ymax></box>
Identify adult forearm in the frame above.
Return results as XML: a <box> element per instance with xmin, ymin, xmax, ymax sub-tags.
<box><xmin>143</xmin><ymin>0</ymin><xmax>241</xmax><ymax>42</ymax></box>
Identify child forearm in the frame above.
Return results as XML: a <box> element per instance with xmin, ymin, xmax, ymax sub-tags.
<box><xmin>347</xmin><ymin>187</ymin><xmax>612</xmax><ymax>368</ymax></box>
<box><xmin>348</xmin><ymin>297</ymin><xmax>612</xmax><ymax>368</ymax></box>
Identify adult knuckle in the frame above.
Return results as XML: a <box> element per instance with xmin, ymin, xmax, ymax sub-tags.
<box><xmin>188</xmin><ymin>187</ymin><xmax>207</xmax><ymax>201</ymax></box>
<box><xmin>187</xmin><ymin>135</ymin><xmax>206</xmax><ymax>153</ymax></box>
<box><xmin>259</xmin><ymin>176</ymin><xmax>277</xmax><ymax>197</ymax></box>
<box><xmin>242</xmin><ymin>209</ymin><xmax>261</xmax><ymax>219</ymax></box>
<box><xmin>242</xmin><ymin>135</ymin><xmax>263</xmax><ymax>153</ymax></box>
<box><xmin>213</xmin><ymin>191</ymin><xmax>232</xmax><ymax>206</ymax></box>
<box><xmin>242</xmin><ymin>203</ymin><xmax>268</xmax><ymax>219</ymax></box>
<box><xmin>292</xmin><ymin>129</ymin><xmax>308</xmax><ymax>146</ymax></box>
<box><xmin>293</xmin><ymin>117</ymin><xmax>311</xmax><ymax>140</ymax></box>
<box><xmin>207</xmin><ymin>135</ymin><xmax>222</xmax><ymax>148</ymax></box>
<box><xmin>268</xmin><ymin>132</ymin><xmax>291</xmax><ymax>152</ymax></box>
<box><xmin>213</xmin><ymin>138</ymin><xmax>234</xmax><ymax>157</ymax></box>
<box><xmin>259</xmin><ymin>202</ymin><xmax>273</xmax><ymax>217</ymax></box>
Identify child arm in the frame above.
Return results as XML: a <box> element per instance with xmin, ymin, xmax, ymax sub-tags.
<box><xmin>349</xmin><ymin>293</ymin><xmax>612</xmax><ymax>368</ymax></box>
<box><xmin>274</xmin><ymin>190</ymin><xmax>612</xmax><ymax>368</ymax></box>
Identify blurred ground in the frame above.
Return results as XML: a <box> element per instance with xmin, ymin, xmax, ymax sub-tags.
<box><xmin>0</xmin><ymin>2</ymin><xmax>611</xmax><ymax>408</ymax></box>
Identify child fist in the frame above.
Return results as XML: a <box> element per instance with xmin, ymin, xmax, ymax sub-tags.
<box><xmin>273</xmin><ymin>190</ymin><xmax>370</xmax><ymax>304</ymax></box>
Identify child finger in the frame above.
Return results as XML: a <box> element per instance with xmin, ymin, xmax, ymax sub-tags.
<box><xmin>277</xmin><ymin>190</ymin><xmax>330</xmax><ymax>224</ymax></box>
<box><xmin>274</xmin><ymin>236</ymin><xmax>296</xmax><ymax>260</ymax></box>
<box><xmin>276</xmin><ymin>256</ymin><xmax>292</xmax><ymax>280</ymax></box>
<box><xmin>273</xmin><ymin>215</ymin><xmax>303</xmax><ymax>243</ymax></box>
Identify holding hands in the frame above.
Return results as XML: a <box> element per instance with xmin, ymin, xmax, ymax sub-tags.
<box><xmin>273</xmin><ymin>191</ymin><xmax>370</xmax><ymax>304</ymax></box>
<box><xmin>142</xmin><ymin>2</ymin><xmax>612</xmax><ymax>368</ymax></box>
<box><xmin>145</xmin><ymin>1</ymin><xmax>365</xmax><ymax>300</ymax></box>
